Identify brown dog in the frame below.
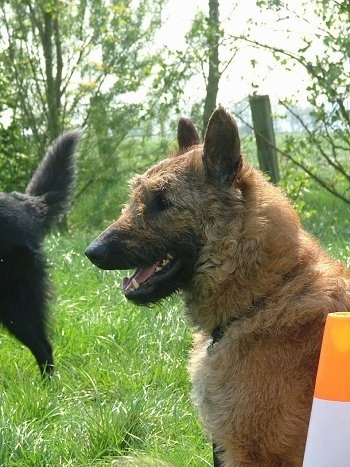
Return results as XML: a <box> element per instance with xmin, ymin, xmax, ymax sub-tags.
<box><xmin>85</xmin><ymin>106</ymin><xmax>350</xmax><ymax>466</ymax></box>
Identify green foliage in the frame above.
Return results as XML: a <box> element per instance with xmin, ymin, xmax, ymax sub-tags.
<box><xmin>0</xmin><ymin>0</ymin><xmax>163</xmax><ymax>183</ymax></box>
<box><xmin>0</xmin><ymin>123</ymin><xmax>33</xmax><ymax>192</ymax></box>
<box><xmin>278</xmin><ymin>140</ymin><xmax>315</xmax><ymax>221</ymax></box>
<box><xmin>256</xmin><ymin>0</ymin><xmax>283</xmax><ymax>9</ymax></box>
<box><xmin>71</xmin><ymin>128</ymin><xmax>177</xmax><ymax>230</ymax></box>
<box><xmin>255</xmin><ymin>0</ymin><xmax>350</xmax><ymax>204</ymax></box>
<box><xmin>151</xmin><ymin>0</ymin><xmax>226</xmax><ymax>134</ymax></box>
<box><xmin>185</xmin><ymin>10</ymin><xmax>224</xmax><ymax>65</ymax></box>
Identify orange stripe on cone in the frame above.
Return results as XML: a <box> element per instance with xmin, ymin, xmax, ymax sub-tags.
<box><xmin>303</xmin><ymin>312</ymin><xmax>350</xmax><ymax>467</ymax></box>
<box><xmin>314</xmin><ymin>312</ymin><xmax>350</xmax><ymax>402</ymax></box>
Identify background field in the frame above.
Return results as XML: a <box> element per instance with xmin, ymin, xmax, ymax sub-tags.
<box><xmin>0</xmin><ymin>159</ymin><xmax>349</xmax><ymax>466</ymax></box>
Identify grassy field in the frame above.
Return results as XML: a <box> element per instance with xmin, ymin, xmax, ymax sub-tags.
<box><xmin>0</xmin><ymin>182</ymin><xmax>349</xmax><ymax>466</ymax></box>
<box><xmin>0</xmin><ymin>230</ymin><xmax>210</xmax><ymax>467</ymax></box>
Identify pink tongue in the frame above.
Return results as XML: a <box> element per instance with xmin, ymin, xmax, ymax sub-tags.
<box><xmin>123</xmin><ymin>262</ymin><xmax>159</xmax><ymax>291</ymax></box>
<box><xmin>134</xmin><ymin>264</ymin><xmax>158</xmax><ymax>283</ymax></box>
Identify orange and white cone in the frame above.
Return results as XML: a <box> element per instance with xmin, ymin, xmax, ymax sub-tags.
<box><xmin>303</xmin><ymin>312</ymin><xmax>350</xmax><ymax>467</ymax></box>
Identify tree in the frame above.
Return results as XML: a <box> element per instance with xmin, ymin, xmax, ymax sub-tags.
<box><xmin>236</xmin><ymin>0</ymin><xmax>350</xmax><ymax>204</ymax></box>
<box><xmin>202</xmin><ymin>0</ymin><xmax>220</xmax><ymax>133</ymax></box>
<box><xmin>153</xmin><ymin>1</ymin><xmax>239</xmax><ymax>136</ymax></box>
<box><xmin>0</xmin><ymin>0</ymin><xmax>162</xmax><ymax>171</ymax></box>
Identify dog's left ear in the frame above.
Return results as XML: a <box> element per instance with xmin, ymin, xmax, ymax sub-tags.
<box><xmin>177</xmin><ymin>117</ymin><xmax>200</xmax><ymax>150</ymax></box>
<box><xmin>203</xmin><ymin>106</ymin><xmax>242</xmax><ymax>185</ymax></box>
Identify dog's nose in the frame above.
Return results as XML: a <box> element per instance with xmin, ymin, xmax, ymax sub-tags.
<box><xmin>85</xmin><ymin>241</ymin><xmax>107</xmax><ymax>264</ymax></box>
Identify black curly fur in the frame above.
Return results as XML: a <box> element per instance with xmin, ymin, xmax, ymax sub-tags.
<box><xmin>0</xmin><ymin>131</ymin><xmax>80</xmax><ymax>377</ymax></box>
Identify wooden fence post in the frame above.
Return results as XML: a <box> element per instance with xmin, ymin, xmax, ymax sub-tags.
<box><xmin>249</xmin><ymin>94</ymin><xmax>280</xmax><ymax>184</ymax></box>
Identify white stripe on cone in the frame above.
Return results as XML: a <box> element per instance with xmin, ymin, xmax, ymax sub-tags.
<box><xmin>303</xmin><ymin>397</ymin><xmax>350</xmax><ymax>466</ymax></box>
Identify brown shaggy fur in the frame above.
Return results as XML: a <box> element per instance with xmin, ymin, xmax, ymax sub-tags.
<box><xmin>85</xmin><ymin>107</ymin><xmax>350</xmax><ymax>466</ymax></box>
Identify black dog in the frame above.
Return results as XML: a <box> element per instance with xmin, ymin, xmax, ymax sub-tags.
<box><xmin>0</xmin><ymin>131</ymin><xmax>80</xmax><ymax>377</ymax></box>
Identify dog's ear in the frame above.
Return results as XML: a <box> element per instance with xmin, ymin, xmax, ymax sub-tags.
<box><xmin>177</xmin><ymin>117</ymin><xmax>200</xmax><ymax>150</ymax></box>
<box><xmin>203</xmin><ymin>106</ymin><xmax>242</xmax><ymax>185</ymax></box>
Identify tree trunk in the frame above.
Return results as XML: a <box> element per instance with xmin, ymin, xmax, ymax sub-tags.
<box><xmin>202</xmin><ymin>0</ymin><xmax>220</xmax><ymax>135</ymax></box>
<box><xmin>26</xmin><ymin>1</ymin><xmax>62</xmax><ymax>146</ymax></box>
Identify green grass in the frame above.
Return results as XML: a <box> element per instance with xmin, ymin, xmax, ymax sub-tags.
<box><xmin>0</xmin><ymin>186</ymin><xmax>349</xmax><ymax>466</ymax></box>
<box><xmin>0</xmin><ymin>232</ymin><xmax>210</xmax><ymax>467</ymax></box>
<box><xmin>301</xmin><ymin>183</ymin><xmax>350</xmax><ymax>268</ymax></box>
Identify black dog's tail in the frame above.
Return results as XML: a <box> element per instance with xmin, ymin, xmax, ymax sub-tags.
<box><xmin>25</xmin><ymin>130</ymin><xmax>81</xmax><ymax>231</ymax></box>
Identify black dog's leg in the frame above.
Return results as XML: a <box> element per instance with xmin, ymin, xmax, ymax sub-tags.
<box><xmin>213</xmin><ymin>443</ymin><xmax>223</xmax><ymax>467</ymax></box>
<box><xmin>2</xmin><ymin>303</ymin><xmax>54</xmax><ymax>377</ymax></box>
<box><xmin>13</xmin><ymin>328</ymin><xmax>53</xmax><ymax>377</ymax></box>
<box><xmin>33</xmin><ymin>338</ymin><xmax>54</xmax><ymax>378</ymax></box>
<box><xmin>9</xmin><ymin>324</ymin><xmax>53</xmax><ymax>377</ymax></box>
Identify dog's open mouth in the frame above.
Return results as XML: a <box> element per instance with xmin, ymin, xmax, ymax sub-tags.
<box><xmin>122</xmin><ymin>253</ymin><xmax>181</xmax><ymax>295</ymax></box>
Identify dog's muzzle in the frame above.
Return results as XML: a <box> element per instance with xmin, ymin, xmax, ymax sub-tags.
<box><xmin>85</xmin><ymin>232</ymin><xmax>138</xmax><ymax>270</ymax></box>
<box><xmin>85</xmin><ymin>240</ymin><xmax>110</xmax><ymax>269</ymax></box>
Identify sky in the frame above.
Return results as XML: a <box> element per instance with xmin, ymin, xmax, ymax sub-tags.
<box><xmin>157</xmin><ymin>0</ymin><xmax>324</xmax><ymax>111</ymax></box>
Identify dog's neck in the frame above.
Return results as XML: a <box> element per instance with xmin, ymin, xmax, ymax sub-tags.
<box><xmin>184</xmin><ymin>264</ymin><xmax>299</xmax><ymax>340</ymax></box>
<box><xmin>183</xmin><ymin>166</ymin><xmax>304</xmax><ymax>336</ymax></box>
<box><xmin>209</xmin><ymin>295</ymin><xmax>266</xmax><ymax>346</ymax></box>
<box><xmin>210</xmin><ymin>317</ymin><xmax>238</xmax><ymax>345</ymax></box>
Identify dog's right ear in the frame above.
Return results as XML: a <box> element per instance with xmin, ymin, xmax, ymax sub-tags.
<box><xmin>203</xmin><ymin>106</ymin><xmax>242</xmax><ymax>185</ymax></box>
<box><xmin>177</xmin><ymin>117</ymin><xmax>200</xmax><ymax>150</ymax></box>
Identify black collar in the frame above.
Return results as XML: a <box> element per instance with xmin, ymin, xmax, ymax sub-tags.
<box><xmin>209</xmin><ymin>295</ymin><xmax>269</xmax><ymax>347</ymax></box>
<box><xmin>211</xmin><ymin>317</ymin><xmax>238</xmax><ymax>346</ymax></box>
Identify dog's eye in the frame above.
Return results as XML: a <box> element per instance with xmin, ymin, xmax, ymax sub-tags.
<box><xmin>152</xmin><ymin>190</ymin><xmax>172</xmax><ymax>212</ymax></box>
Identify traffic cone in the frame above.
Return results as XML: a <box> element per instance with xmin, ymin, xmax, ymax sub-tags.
<box><xmin>303</xmin><ymin>312</ymin><xmax>350</xmax><ymax>467</ymax></box>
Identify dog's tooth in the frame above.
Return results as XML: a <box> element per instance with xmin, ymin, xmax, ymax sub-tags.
<box><xmin>156</xmin><ymin>266</ymin><xmax>162</xmax><ymax>272</ymax></box>
<box><xmin>132</xmin><ymin>278</ymin><xmax>139</xmax><ymax>289</ymax></box>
